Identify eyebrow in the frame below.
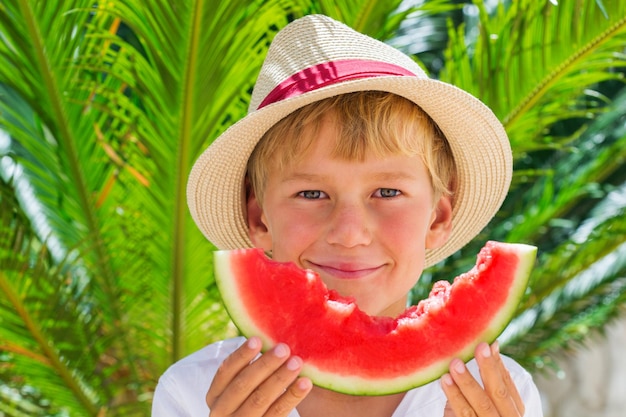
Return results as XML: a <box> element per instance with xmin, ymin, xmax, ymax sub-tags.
<box><xmin>280</xmin><ymin>172</ymin><xmax>327</xmax><ymax>183</ymax></box>
<box><xmin>369</xmin><ymin>171</ymin><xmax>418</xmax><ymax>182</ymax></box>
<box><xmin>281</xmin><ymin>171</ymin><xmax>417</xmax><ymax>183</ymax></box>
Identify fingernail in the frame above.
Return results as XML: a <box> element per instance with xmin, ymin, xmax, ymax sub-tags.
<box><xmin>480</xmin><ymin>343</ymin><xmax>491</xmax><ymax>358</ymax></box>
<box><xmin>442</xmin><ymin>373</ymin><xmax>454</xmax><ymax>386</ymax></box>
<box><xmin>286</xmin><ymin>356</ymin><xmax>302</xmax><ymax>371</ymax></box>
<box><xmin>274</xmin><ymin>343</ymin><xmax>289</xmax><ymax>358</ymax></box>
<box><xmin>247</xmin><ymin>337</ymin><xmax>261</xmax><ymax>350</ymax></box>
<box><xmin>297</xmin><ymin>377</ymin><xmax>312</xmax><ymax>390</ymax></box>
<box><xmin>493</xmin><ymin>340</ymin><xmax>500</xmax><ymax>355</ymax></box>
<box><xmin>453</xmin><ymin>359</ymin><xmax>465</xmax><ymax>374</ymax></box>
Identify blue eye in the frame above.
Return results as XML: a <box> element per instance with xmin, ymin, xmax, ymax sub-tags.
<box><xmin>376</xmin><ymin>188</ymin><xmax>401</xmax><ymax>198</ymax></box>
<box><xmin>298</xmin><ymin>190</ymin><xmax>325</xmax><ymax>199</ymax></box>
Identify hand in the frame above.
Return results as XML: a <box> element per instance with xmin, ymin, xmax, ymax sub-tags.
<box><xmin>441</xmin><ymin>342</ymin><xmax>524</xmax><ymax>417</ymax></box>
<box><xmin>206</xmin><ymin>337</ymin><xmax>313</xmax><ymax>416</ymax></box>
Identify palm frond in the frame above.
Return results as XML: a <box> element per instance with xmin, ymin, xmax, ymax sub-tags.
<box><xmin>0</xmin><ymin>177</ymin><xmax>104</xmax><ymax>415</ymax></box>
<box><xmin>501</xmin><ymin>203</ymin><xmax>626</xmax><ymax>369</ymax></box>
<box><xmin>501</xmin><ymin>87</ymin><xmax>626</xmax><ymax>247</ymax></box>
<box><xmin>0</xmin><ymin>387</ymin><xmax>53</xmax><ymax>417</ymax></box>
<box><xmin>308</xmin><ymin>0</ymin><xmax>408</xmax><ymax>37</ymax></box>
<box><xmin>0</xmin><ymin>1</ymin><xmax>166</xmax><ymax>412</ymax></box>
<box><xmin>440</xmin><ymin>0</ymin><xmax>626</xmax><ymax>152</ymax></box>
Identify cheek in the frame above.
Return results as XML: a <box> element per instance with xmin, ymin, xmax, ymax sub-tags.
<box><xmin>265</xmin><ymin>210</ymin><xmax>322</xmax><ymax>262</ymax></box>
<box><xmin>381</xmin><ymin>207</ymin><xmax>433</xmax><ymax>244</ymax></box>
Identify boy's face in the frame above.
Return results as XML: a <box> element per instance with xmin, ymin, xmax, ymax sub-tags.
<box><xmin>247</xmin><ymin>115</ymin><xmax>453</xmax><ymax>318</ymax></box>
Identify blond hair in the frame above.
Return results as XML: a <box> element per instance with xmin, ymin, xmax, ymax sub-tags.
<box><xmin>247</xmin><ymin>91</ymin><xmax>456</xmax><ymax>204</ymax></box>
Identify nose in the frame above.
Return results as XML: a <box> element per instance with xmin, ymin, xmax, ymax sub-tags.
<box><xmin>325</xmin><ymin>201</ymin><xmax>373</xmax><ymax>248</ymax></box>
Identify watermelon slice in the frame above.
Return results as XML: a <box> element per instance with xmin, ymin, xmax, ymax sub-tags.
<box><xmin>214</xmin><ymin>241</ymin><xmax>536</xmax><ymax>395</ymax></box>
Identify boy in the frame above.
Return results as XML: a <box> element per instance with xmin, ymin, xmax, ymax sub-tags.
<box><xmin>153</xmin><ymin>14</ymin><xmax>543</xmax><ymax>417</ymax></box>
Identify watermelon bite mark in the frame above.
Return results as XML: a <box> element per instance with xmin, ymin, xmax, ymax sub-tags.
<box><xmin>214</xmin><ymin>241</ymin><xmax>536</xmax><ymax>395</ymax></box>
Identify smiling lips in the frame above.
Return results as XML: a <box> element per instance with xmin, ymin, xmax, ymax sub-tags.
<box><xmin>308</xmin><ymin>261</ymin><xmax>384</xmax><ymax>280</ymax></box>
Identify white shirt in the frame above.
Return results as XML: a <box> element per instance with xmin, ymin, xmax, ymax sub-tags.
<box><xmin>152</xmin><ymin>337</ymin><xmax>543</xmax><ymax>416</ymax></box>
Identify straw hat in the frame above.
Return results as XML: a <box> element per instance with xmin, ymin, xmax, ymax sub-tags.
<box><xmin>187</xmin><ymin>14</ymin><xmax>512</xmax><ymax>267</ymax></box>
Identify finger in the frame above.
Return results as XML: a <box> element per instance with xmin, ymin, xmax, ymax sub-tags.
<box><xmin>442</xmin><ymin>400</ymin><xmax>455</xmax><ymax>417</ymax></box>
<box><xmin>236</xmin><ymin>355</ymin><xmax>309</xmax><ymax>416</ymax></box>
<box><xmin>491</xmin><ymin>342</ymin><xmax>525</xmax><ymax>415</ymax></box>
<box><xmin>441</xmin><ymin>372</ymin><xmax>474</xmax><ymax>416</ymax></box>
<box><xmin>475</xmin><ymin>342</ymin><xmax>521</xmax><ymax>416</ymax></box>
<box><xmin>207</xmin><ymin>337</ymin><xmax>263</xmax><ymax>408</ymax></box>
<box><xmin>212</xmin><ymin>342</ymin><xmax>292</xmax><ymax>414</ymax></box>
<box><xmin>266</xmin><ymin>377</ymin><xmax>312</xmax><ymax>415</ymax></box>
<box><xmin>448</xmin><ymin>358</ymin><xmax>499</xmax><ymax>417</ymax></box>
<box><xmin>208</xmin><ymin>340</ymin><xmax>293</xmax><ymax>416</ymax></box>
<box><xmin>261</xmin><ymin>374</ymin><xmax>313</xmax><ymax>416</ymax></box>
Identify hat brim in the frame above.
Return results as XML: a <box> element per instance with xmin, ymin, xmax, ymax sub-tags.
<box><xmin>187</xmin><ymin>75</ymin><xmax>511</xmax><ymax>268</ymax></box>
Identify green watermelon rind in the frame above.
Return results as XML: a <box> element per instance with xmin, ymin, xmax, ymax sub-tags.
<box><xmin>215</xmin><ymin>252</ymin><xmax>277</xmax><ymax>347</ymax></box>
<box><xmin>214</xmin><ymin>242</ymin><xmax>537</xmax><ymax>396</ymax></box>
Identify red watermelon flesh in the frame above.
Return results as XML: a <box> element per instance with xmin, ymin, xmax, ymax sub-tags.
<box><xmin>214</xmin><ymin>241</ymin><xmax>536</xmax><ymax>395</ymax></box>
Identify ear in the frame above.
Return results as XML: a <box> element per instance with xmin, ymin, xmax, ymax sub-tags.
<box><xmin>425</xmin><ymin>194</ymin><xmax>453</xmax><ymax>250</ymax></box>
<box><xmin>246</xmin><ymin>185</ymin><xmax>273</xmax><ymax>251</ymax></box>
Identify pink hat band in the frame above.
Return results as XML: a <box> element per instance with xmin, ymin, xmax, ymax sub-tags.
<box><xmin>258</xmin><ymin>60</ymin><xmax>416</xmax><ymax>109</ymax></box>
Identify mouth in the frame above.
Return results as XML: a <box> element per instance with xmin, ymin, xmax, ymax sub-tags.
<box><xmin>307</xmin><ymin>261</ymin><xmax>384</xmax><ymax>280</ymax></box>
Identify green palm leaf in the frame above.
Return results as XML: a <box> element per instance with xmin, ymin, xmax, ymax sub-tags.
<box><xmin>440</xmin><ymin>0</ymin><xmax>626</xmax><ymax>151</ymax></box>
<box><xmin>1</xmin><ymin>0</ymin><xmax>168</xmax><ymax>412</ymax></box>
<box><xmin>0</xmin><ymin>177</ymin><xmax>104</xmax><ymax>415</ymax></box>
<box><xmin>502</xmin><ymin>203</ymin><xmax>626</xmax><ymax>369</ymax></box>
